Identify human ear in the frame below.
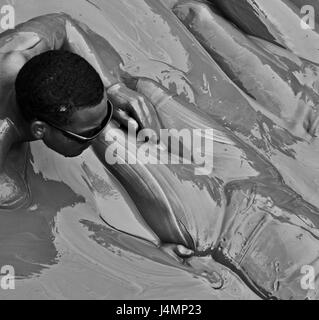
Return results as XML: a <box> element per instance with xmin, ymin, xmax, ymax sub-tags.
<box><xmin>30</xmin><ymin>121</ymin><xmax>47</xmax><ymax>140</ymax></box>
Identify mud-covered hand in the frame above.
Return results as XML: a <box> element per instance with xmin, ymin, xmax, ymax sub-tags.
<box><xmin>106</xmin><ymin>82</ymin><xmax>162</xmax><ymax>140</ymax></box>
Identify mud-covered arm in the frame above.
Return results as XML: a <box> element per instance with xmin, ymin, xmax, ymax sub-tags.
<box><xmin>60</xmin><ymin>14</ymin><xmax>124</xmax><ymax>88</ymax></box>
<box><xmin>25</xmin><ymin>13</ymin><xmax>161</xmax><ymax>131</ymax></box>
<box><xmin>0</xmin><ymin>15</ymin><xmax>69</xmax><ymax>170</ymax></box>
<box><xmin>0</xmin><ymin>14</ymin><xmax>66</xmax><ymax>53</ymax></box>
<box><xmin>0</xmin><ymin>14</ymin><xmax>69</xmax><ymax>84</ymax></box>
<box><xmin>0</xmin><ymin>13</ymin><xmax>161</xmax><ymax>133</ymax></box>
<box><xmin>0</xmin><ymin>13</ymin><xmax>123</xmax><ymax>87</ymax></box>
<box><xmin>60</xmin><ymin>14</ymin><xmax>162</xmax><ymax>132</ymax></box>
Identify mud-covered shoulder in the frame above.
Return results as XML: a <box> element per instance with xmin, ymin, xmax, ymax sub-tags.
<box><xmin>0</xmin><ymin>51</ymin><xmax>28</xmax><ymax>88</ymax></box>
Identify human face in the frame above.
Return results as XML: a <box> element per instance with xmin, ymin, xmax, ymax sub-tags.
<box><xmin>41</xmin><ymin>97</ymin><xmax>112</xmax><ymax>157</ymax></box>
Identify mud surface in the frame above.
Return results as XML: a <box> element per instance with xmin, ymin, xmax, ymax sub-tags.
<box><xmin>0</xmin><ymin>0</ymin><xmax>318</xmax><ymax>299</ymax></box>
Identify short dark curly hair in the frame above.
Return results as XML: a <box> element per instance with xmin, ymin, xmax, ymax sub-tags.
<box><xmin>15</xmin><ymin>50</ymin><xmax>104</xmax><ymax>125</ymax></box>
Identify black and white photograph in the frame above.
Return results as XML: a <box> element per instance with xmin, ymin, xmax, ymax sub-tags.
<box><xmin>0</xmin><ymin>0</ymin><xmax>318</xmax><ymax>303</ymax></box>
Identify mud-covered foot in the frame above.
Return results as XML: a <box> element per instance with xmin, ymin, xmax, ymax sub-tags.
<box><xmin>185</xmin><ymin>256</ymin><xmax>225</xmax><ymax>290</ymax></box>
<box><xmin>0</xmin><ymin>169</ymin><xmax>29</xmax><ymax>210</ymax></box>
<box><xmin>161</xmin><ymin>244</ymin><xmax>194</xmax><ymax>262</ymax></box>
<box><xmin>186</xmin><ymin>255</ymin><xmax>254</xmax><ymax>298</ymax></box>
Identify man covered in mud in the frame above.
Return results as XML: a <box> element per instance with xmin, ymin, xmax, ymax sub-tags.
<box><xmin>2</xmin><ymin>6</ymin><xmax>319</xmax><ymax>300</ymax></box>
<box><xmin>0</xmin><ymin>13</ymin><xmax>162</xmax><ymax>209</ymax></box>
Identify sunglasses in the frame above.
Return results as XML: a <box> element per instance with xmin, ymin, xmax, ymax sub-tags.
<box><xmin>39</xmin><ymin>100</ymin><xmax>113</xmax><ymax>143</ymax></box>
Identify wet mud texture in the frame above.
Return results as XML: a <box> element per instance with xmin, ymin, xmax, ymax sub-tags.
<box><xmin>0</xmin><ymin>0</ymin><xmax>318</xmax><ymax>299</ymax></box>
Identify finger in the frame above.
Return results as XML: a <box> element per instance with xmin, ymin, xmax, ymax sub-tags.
<box><xmin>107</xmin><ymin>84</ymin><xmax>162</xmax><ymax>137</ymax></box>
<box><xmin>114</xmin><ymin>107</ymin><xmax>159</xmax><ymax>143</ymax></box>
<box><xmin>113</xmin><ymin>109</ymin><xmax>158</xmax><ymax>143</ymax></box>
<box><xmin>112</xmin><ymin>108</ymin><xmax>139</xmax><ymax>132</ymax></box>
<box><xmin>128</xmin><ymin>97</ymin><xmax>162</xmax><ymax>136</ymax></box>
